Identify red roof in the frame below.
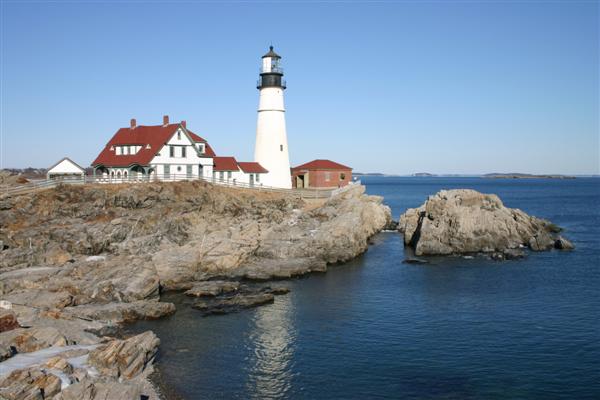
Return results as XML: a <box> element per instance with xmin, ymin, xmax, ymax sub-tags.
<box><xmin>213</xmin><ymin>156</ymin><xmax>239</xmax><ymax>171</ymax></box>
<box><xmin>187</xmin><ymin>130</ymin><xmax>216</xmax><ymax>157</ymax></box>
<box><xmin>238</xmin><ymin>162</ymin><xmax>268</xmax><ymax>174</ymax></box>
<box><xmin>292</xmin><ymin>159</ymin><xmax>352</xmax><ymax>171</ymax></box>
<box><xmin>92</xmin><ymin>123</ymin><xmax>215</xmax><ymax>167</ymax></box>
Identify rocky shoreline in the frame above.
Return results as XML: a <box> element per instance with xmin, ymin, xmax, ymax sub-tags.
<box><xmin>0</xmin><ymin>181</ymin><xmax>391</xmax><ymax>399</ymax></box>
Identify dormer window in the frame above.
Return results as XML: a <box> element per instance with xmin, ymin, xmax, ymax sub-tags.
<box><xmin>198</xmin><ymin>144</ymin><xmax>205</xmax><ymax>153</ymax></box>
<box><xmin>116</xmin><ymin>146</ymin><xmax>122</xmax><ymax>155</ymax></box>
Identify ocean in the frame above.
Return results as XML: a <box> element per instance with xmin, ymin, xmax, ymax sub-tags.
<box><xmin>131</xmin><ymin>177</ymin><xmax>600</xmax><ymax>399</ymax></box>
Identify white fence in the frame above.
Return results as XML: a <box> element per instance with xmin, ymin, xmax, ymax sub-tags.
<box><xmin>1</xmin><ymin>174</ymin><xmax>361</xmax><ymax>199</ymax></box>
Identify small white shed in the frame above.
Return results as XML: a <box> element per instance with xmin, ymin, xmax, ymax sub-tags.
<box><xmin>47</xmin><ymin>157</ymin><xmax>86</xmax><ymax>180</ymax></box>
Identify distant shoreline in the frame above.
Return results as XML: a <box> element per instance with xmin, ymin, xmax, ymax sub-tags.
<box><xmin>482</xmin><ymin>173</ymin><xmax>577</xmax><ymax>179</ymax></box>
<box><xmin>353</xmin><ymin>173</ymin><xmax>590</xmax><ymax>179</ymax></box>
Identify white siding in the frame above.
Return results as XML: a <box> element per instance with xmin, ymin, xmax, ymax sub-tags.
<box><xmin>255</xmin><ymin>86</ymin><xmax>292</xmax><ymax>188</ymax></box>
<box><xmin>48</xmin><ymin>159</ymin><xmax>84</xmax><ymax>174</ymax></box>
<box><xmin>149</xmin><ymin>128</ymin><xmax>213</xmax><ymax>180</ymax></box>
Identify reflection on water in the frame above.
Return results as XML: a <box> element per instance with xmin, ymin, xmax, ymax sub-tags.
<box><xmin>245</xmin><ymin>297</ymin><xmax>296</xmax><ymax>399</ymax></box>
<box><xmin>130</xmin><ymin>178</ymin><xmax>600</xmax><ymax>399</ymax></box>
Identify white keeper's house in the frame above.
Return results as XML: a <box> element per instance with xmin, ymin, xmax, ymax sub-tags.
<box><xmin>47</xmin><ymin>157</ymin><xmax>86</xmax><ymax>180</ymax></box>
<box><xmin>91</xmin><ymin>115</ymin><xmax>268</xmax><ymax>186</ymax></box>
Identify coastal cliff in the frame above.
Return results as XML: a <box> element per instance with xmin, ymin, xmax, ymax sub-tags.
<box><xmin>0</xmin><ymin>181</ymin><xmax>390</xmax><ymax>399</ymax></box>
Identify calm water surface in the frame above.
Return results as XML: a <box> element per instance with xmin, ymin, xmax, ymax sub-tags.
<box><xmin>132</xmin><ymin>177</ymin><xmax>600</xmax><ymax>399</ymax></box>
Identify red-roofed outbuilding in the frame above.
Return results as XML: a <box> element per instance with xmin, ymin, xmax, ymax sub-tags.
<box><xmin>291</xmin><ymin>159</ymin><xmax>353</xmax><ymax>188</ymax></box>
<box><xmin>212</xmin><ymin>157</ymin><xmax>268</xmax><ymax>187</ymax></box>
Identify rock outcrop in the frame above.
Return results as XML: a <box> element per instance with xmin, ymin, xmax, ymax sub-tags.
<box><xmin>399</xmin><ymin>189</ymin><xmax>573</xmax><ymax>256</ymax></box>
<box><xmin>0</xmin><ymin>180</ymin><xmax>390</xmax><ymax>397</ymax></box>
<box><xmin>0</xmin><ymin>366</ymin><xmax>62</xmax><ymax>400</ymax></box>
<box><xmin>88</xmin><ymin>331</ymin><xmax>159</xmax><ymax>379</ymax></box>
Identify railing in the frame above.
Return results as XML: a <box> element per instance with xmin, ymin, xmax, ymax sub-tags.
<box><xmin>259</xmin><ymin>66</ymin><xmax>284</xmax><ymax>74</ymax></box>
<box><xmin>0</xmin><ymin>174</ymin><xmax>360</xmax><ymax>200</ymax></box>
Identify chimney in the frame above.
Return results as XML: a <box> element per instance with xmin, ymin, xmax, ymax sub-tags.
<box><xmin>163</xmin><ymin>115</ymin><xmax>169</xmax><ymax>126</ymax></box>
<box><xmin>181</xmin><ymin>120</ymin><xmax>186</xmax><ymax>128</ymax></box>
<box><xmin>130</xmin><ymin>118</ymin><xmax>137</xmax><ymax>129</ymax></box>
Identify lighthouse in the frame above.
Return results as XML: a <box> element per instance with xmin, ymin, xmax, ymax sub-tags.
<box><xmin>254</xmin><ymin>46</ymin><xmax>292</xmax><ymax>189</ymax></box>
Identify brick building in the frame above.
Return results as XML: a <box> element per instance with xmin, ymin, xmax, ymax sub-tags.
<box><xmin>291</xmin><ymin>159</ymin><xmax>352</xmax><ymax>189</ymax></box>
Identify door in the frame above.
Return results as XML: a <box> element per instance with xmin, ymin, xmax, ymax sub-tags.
<box><xmin>249</xmin><ymin>174</ymin><xmax>255</xmax><ymax>187</ymax></box>
<box><xmin>186</xmin><ymin>165</ymin><xmax>193</xmax><ymax>179</ymax></box>
<box><xmin>164</xmin><ymin>165</ymin><xmax>170</xmax><ymax>180</ymax></box>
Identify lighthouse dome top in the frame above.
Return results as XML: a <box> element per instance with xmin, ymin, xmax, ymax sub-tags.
<box><xmin>262</xmin><ymin>46</ymin><xmax>281</xmax><ymax>59</ymax></box>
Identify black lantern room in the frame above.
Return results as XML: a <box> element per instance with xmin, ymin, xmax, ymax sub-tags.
<box><xmin>257</xmin><ymin>46</ymin><xmax>286</xmax><ymax>90</ymax></box>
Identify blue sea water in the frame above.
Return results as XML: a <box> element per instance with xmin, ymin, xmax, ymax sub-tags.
<box><xmin>132</xmin><ymin>177</ymin><xmax>600</xmax><ymax>399</ymax></box>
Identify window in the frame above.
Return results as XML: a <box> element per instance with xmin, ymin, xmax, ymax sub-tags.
<box><xmin>123</xmin><ymin>146</ymin><xmax>128</xmax><ymax>155</ymax></box>
<box><xmin>130</xmin><ymin>145</ymin><xmax>135</xmax><ymax>154</ymax></box>
<box><xmin>227</xmin><ymin>171</ymin><xmax>232</xmax><ymax>179</ymax></box>
<box><xmin>117</xmin><ymin>171</ymin><xmax>121</xmax><ymax>178</ymax></box>
<box><xmin>170</xmin><ymin>146</ymin><xmax>175</xmax><ymax>157</ymax></box>
<box><xmin>116</xmin><ymin>147</ymin><xmax>122</xmax><ymax>155</ymax></box>
<box><xmin>177</xmin><ymin>166</ymin><xmax>182</xmax><ymax>172</ymax></box>
<box><xmin>177</xmin><ymin>131</ymin><xmax>181</xmax><ymax>140</ymax></box>
<box><xmin>280</xmin><ymin>145</ymin><xmax>283</xmax><ymax>152</ymax></box>
<box><xmin>219</xmin><ymin>171</ymin><xmax>224</xmax><ymax>181</ymax></box>
<box><xmin>325</xmin><ymin>172</ymin><xmax>331</xmax><ymax>181</ymax></box>
<box><xmin>256</xmin><ymin>174</ymin><xmax>260</xmax><ymax>182</ymax></box>
<box><xmin>198</xmin><ymin>144</ymin><xmax>205</xmax><ymax>153</ymax></box>
<box><xmin>124</xmin><ymin>171</ymin><xmax>128</xmax><ymax>178</ymax></box>
<box><xmin>340</xmin><ymin>173</ymin><xmax>346</xmax><ymax>180</ymax></box>
<box><xmin>182</xmin><ymin>147</ymin><xmax>186</xmax><ymax>158</ymax></box>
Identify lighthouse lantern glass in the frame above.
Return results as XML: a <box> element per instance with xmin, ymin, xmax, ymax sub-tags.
<box><xmin>271</xmin><ymin>58</ymin><xmax>281</xmax><ymax>73</ymax></box>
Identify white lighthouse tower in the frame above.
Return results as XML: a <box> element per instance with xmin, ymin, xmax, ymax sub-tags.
<box><xmin>254</xmin><ymin>46</ymin><xmax>292</xmax><ymax>189</ymax></box>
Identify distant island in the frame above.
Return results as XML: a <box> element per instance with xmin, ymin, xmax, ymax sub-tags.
<box><xmin>484</xmin><ymin>173</ymin><xmax>576</xmax><ymax>179</ymax></box>
<box><xmin>412</xmin><ymin>173</ymin><xmax>436</xmax><ymax>177</ymax></box>
<box><xmin>354</xmin><ymin>172</ymin><xmax>385</xmax><ymax>176</ymax></box>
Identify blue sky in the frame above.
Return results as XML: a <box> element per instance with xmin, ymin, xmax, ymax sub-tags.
<box><xmin>1</xmin><ymin>0</ymin><xmax>598</xmax><ymax>174</ymax></box>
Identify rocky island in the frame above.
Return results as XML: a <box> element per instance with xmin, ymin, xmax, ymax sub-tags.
<box><xmin>399</xmin><ymin>189</ymin><xmax>574</xmax><ymax>259</ymax></box>
<box><xmin>0</xmin><ymin>181</ymin><xmax>391</xmax><ymax>399</ymax></box>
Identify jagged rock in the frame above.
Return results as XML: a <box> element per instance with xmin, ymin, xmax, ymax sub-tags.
<box><xmin>554</xmin><ymin>236</ymin><xmax>575</xmax><ymax>250</ymax></box>
<box><xmin>399</xmin><ymin>189</ymin><xmax>572</xmax><ymax>256</ymax></box>
<box><xmin>64</xmin><ymin>300</ymin><xmax>176</xmax><ymax>324</ymax></box>
<box><xmin>0</xmin><ymin>343</ymin><xmax>13</xmax><ymax>361</ymax></box>
<box><xmin>0</xmin><ymin>326</ymin><xmax>67</xmax><ymax>355</ymax></box>
<box><xmin>259</xmin><ymin>283</ymin><xmax>290</xmax><ymax>295</ymax></box>
<box><xmin>192</xmin><ymin>292</ymin><xmax>275</xmax><ymax>315</ymax></box>
<box><xmin>383</xmin><ymin>220</ymin><xmax>399</xmax><ymax>230</ymax></box>
<box><xmin>240</xmin><ymin>257</ymin><xmax>327</xmax><ymax>281</ymax></box>
<box><xmin>53</xmin><ymin>378</ymin><xmax>141</xmax><ymax>400</ymax></box>
<box><xmin>15</xmin><ymin>312</ymin><xmax>109</xmax><ymax>344</ymax></box>
<box><xmin>403</xmin><ymin>257</ymin><xmax>429</xmax><ymax>264</ymax></box>
<box><xmin>3</xmin><ymin>289</ymin><xmax>73</xmax><ymax>310</ymax></box>
<box><xmin>185</xmin><ymin>281</ymin><xmax>239</xmax><ymax>297</ymax></box>
<box><xmin>503</xmin><ymin>248</ymin><xmax>526</xmax><ymax>259</ymax></box>
<box><xmin>0</xmin><ymin>309</ymin><xmax>20</xmax><ymax>332</ymax></box>
<box><xmin>88</xmin><ymin>331</ymin><xmax>159</xmax><ymax>379</ymax></box>
<box><xmin>44</xmin><ymin>356</ymin><xmax>74</xmax><ymax>374</ymax></box>
<box><xmin>0</xmin><ymin>367</ymin><xmax>62</xmax><ymax>400</ymax></box>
